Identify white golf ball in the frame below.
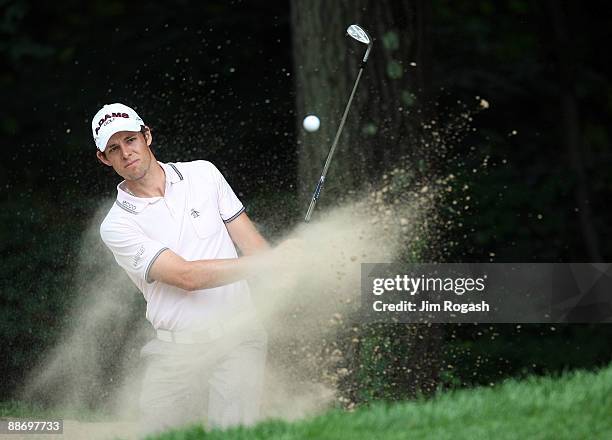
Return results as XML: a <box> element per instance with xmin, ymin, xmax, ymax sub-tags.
<box><xmin>303</xmin><ymin>115</ymin><xmax>320</xmax><ymax>132</ymax></box>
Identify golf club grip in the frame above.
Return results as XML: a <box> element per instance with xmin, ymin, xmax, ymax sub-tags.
<box><xmin>304</xmin><ymin>176</ymin><xmax>325</xmax><ymax>222</ymax></box>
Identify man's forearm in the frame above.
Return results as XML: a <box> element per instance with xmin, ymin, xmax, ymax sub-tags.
<box><xmin>183</xmin><ymin>256</ymin><xmax>258</xmax><ymax>291</ymax></box>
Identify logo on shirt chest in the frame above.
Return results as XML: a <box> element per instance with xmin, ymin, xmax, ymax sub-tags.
<box><xmin>188</xmin><ymin>200</ymin><xmax>221</xmax><ymax>239</ymax></box>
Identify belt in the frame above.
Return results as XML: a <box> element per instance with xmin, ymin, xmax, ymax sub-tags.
<box><xmin>157</xmin><ymin>325</ymin><xmax>224</xmax><ymax>344</ymax></box>
<box><xmin>156</xmin><ymin>311</ymin><xmax>258</xmax><ymax>344</ymax></box>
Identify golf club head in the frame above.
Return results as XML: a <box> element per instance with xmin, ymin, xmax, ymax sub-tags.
<box><xmin>347</xmin><ymin>24</ymin><xmax>370</xmax><ymax>44</ymax></box>
<box><xmin>346</xmin><ymin>24</ymin><xmax>373</xmax><ymax>64</ymax></box>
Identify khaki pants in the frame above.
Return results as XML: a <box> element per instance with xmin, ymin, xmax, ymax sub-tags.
<box><xmin>138</xmin><ymin>324</ymin><xmax>267</xmax><ymax>437</ymax></box>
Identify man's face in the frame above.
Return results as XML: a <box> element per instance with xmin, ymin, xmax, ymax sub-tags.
<box><xmin>96</xmin><ymin>129</ymin><xmax>154</xmax><ymax>181</ymax></box>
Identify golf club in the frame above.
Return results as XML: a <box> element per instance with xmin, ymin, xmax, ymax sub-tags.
<box><xmin>304</xmin><ymin>24</ymin><xmax>373</xmax><ymax>223</ymax></box>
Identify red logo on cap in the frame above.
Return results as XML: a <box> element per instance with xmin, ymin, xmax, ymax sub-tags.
<box><xmin>95</xmin><ymin>112</ymin><xmax>129</xmax><ymax>136</ymax></box>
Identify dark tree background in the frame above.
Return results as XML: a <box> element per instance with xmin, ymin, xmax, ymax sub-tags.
<box><xmin>1</xmin><ymin>0</ymin><xmax>611</xmax><ymax>405</ymax></box>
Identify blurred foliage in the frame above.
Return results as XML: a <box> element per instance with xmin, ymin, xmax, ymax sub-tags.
<box><xmin>442</xmin><ymin>323</ymin><xmax>612</xmax><ymax>388</ymax></box>
<box><xmin>0</xmin><ymin>193</ymin><xmax>80</xmax><ymax>397</ymax></box>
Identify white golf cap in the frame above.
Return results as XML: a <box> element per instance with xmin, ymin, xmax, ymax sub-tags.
<box><xmin>91</xmin><ymin>103</ymin><xmax>145</xmax><ymax>152</ymax></box>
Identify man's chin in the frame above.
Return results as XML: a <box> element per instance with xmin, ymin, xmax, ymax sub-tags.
<box><xmin>120</xmin><ymin>167</ymin><xmax>146</xmax><ymax>182</ymax></box>
<box><xmin>127</xmin><ymin>173</ymin><xmax>146</xmax><ymax>182</ymax></box>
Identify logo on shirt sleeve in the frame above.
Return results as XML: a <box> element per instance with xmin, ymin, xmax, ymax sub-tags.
<box><xmin>190</xmin><ymin>208</ymin><xmax>200</xmax><ymax>218</ymax></box>
<box><xmin>132</xmin><ymin>244</ymin><xmax>145</xmax><ymax>267</ymax></box>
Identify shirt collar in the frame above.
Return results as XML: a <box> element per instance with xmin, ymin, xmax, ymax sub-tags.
<box><xmin>114</xmin><ymin>161</ymin><xmax>183</xmax><ymax>214</ymax></box>
<box><xmin>160</xmin><ymin>161</ymin><xmax>184</xmax><ymax>184</ymax></box>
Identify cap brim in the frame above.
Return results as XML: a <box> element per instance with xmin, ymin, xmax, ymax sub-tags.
<box><xmin>96</xmin><ymin>119</ymin><xmax>143</xmax><ymax>152</ymax></box>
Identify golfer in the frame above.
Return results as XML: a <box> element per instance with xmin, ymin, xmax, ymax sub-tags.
<box><xmin>93</xmin><ymin>103</ymin><xmax>272</xmax><ymax>436</ymax></box>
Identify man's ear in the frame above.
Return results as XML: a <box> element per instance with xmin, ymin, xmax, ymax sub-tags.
<box><xmin>144</xmin><ymin>126</ymin><xmax>152</xmax><ymax>146</ymax></box>
<box><xmin>96</xmin><ymin>150</ymin><xmax>112</xmax><ymax>166</ymax></box>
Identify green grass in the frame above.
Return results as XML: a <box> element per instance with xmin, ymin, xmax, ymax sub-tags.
<box><xmin>151</xmin><ymin>363</ymin><xmax>612</xmax><ymax>440</ymax></box>
<box><xmin>0</xmin><ymin>400</ymin><xmax>112</xmax><ymax>422</ymax></box>
<box><xmin>2</xmin><ymin>365</ymin><xmax>610</xmax><ymax>439</ymax></box>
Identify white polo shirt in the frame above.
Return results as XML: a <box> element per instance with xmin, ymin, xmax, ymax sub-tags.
<box><xmin>100</xmin><ymin>160</ymin><xmax>255</xmax><ymax>331</ymax></box>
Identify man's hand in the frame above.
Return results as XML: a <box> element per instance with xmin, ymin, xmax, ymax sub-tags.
<box><xmin>265</xmin><ymin>238</ymin><xmax>306</xmax><ymax>273</ymax></box>
<box><xmin>252</xmin><ymin>238</ymin><xmax>306</xmax><ymax>291</ymax></box>
<box><xmin>273</xmin><ymin>238</ymin><xmax>304</xmax><ymax>258</ymax></box>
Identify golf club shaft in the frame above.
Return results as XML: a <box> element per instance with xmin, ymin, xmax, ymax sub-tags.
<box><xmin>304</xmin><ymin>67</ymin><xmax>365</xmax><ymax>222</ymax></box>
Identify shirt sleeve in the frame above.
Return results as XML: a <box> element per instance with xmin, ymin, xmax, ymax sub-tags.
<box><xmin>205</xmin><ymin>162</ymin><xmax>245</xmax><ymax>223</ymax></box>
<box><xmin>100</xmin><ymin>219</ymin><xmax>169</xmax><ymax>285</ymax></box>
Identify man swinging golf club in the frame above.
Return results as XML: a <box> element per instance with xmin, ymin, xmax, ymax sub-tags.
<box><xmin>93</xmin><ymin>102</ymin><xmax>284</xmax><ymax>436</ymax></box>
<box><xmin>92</xmin><ymin>22</ymin><xmax>371</xmax><ymax>436</ymax></box>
